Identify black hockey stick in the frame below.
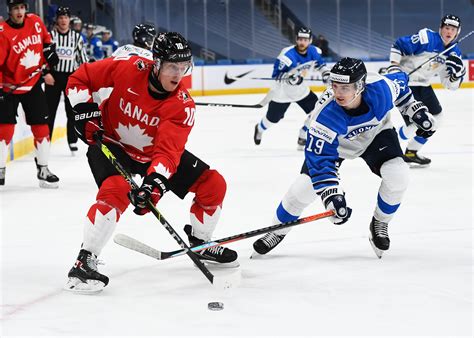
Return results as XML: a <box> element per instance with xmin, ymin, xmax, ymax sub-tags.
<box><xmin>114</xmin><ymin>210</ymin><xmax>335</xmax><ymax>260</ymax></box>
<box><xmin>408</xmin><ymin>29</ymin><xmax>474</xmax><ymax>76</ymax></box>
<box><xmin>195</xmin><ymin>89</ymin><xmax>274</xmax><ymax>108</ymax></box>
<box><xmin>94</xmin><ymin>137</ymin><xmax>215</xmax><ymax>285</ymax></box>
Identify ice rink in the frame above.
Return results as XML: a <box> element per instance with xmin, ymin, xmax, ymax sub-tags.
<box><xmin>1</xmin><ymin>89</ymin><xmax>472</xmax><ymax>336</ymax></box>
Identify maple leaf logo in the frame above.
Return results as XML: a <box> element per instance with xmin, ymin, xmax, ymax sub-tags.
<box><xmin>115</xmin><ymin>123</ymin><xmax>153</xmax><ymax>151</ymax></box>
<box><xmin>67</xmin><ymin>87</ymin><xmax>92</xmax><ymax>107</ymax></box>
<box><xmin>153</xmin><ymin>163</ymin><xmax>171</xmax><ymax>179</ymax></box>
<box><xmin>19</xmin><ymin>49</ymin><xmax>41</xmax><ymax>69</ymax></box>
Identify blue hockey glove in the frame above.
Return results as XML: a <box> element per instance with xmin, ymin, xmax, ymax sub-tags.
<box><xmin>321</xmin><ymin>186</ymin><xmax>352</xmax><ymax>225</ymax></box>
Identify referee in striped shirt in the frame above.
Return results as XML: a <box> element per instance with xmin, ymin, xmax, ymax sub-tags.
<box><xmin>44</xmin><ymin>6</ymin><xmax>88</xmax><ymax>154</ymax></box>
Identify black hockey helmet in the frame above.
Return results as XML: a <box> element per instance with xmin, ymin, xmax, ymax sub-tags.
<box><xmin>133</xmin><ymin>23</ymin><xmax>156</xmax><ymax>49</ymax></box>
<box><xmin>296</xmin><ymin>27</ymin><xmax>312</xmax><ymax>40</ymax></box>
<box><xmin>6</xmin><ymin>0</ymin><xmax>27</xmax><ymax>11</ymax></box>
<box><xmin>152</xmin><ymin>32</ymin><xmax>192</xmax><ymax>63</ymax></box>
<box><xmin>440</xmin><ymin>14</ymin><xmax>461</xmax><ymax>38</ymax></box>
<box><xmin>56</xmin><ymin>6</ymin><xmax>71</xmax><ymax>18</ymax></box>
<box><xmin>330</xmin><ymin>57</ymin><xmax>367</xmax><ymax>84</ymax></box>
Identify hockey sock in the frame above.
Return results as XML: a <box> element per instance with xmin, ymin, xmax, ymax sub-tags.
<box><xmin>31</xmin><ymin>124</ymin><xmax>50</xmax><ymax>166</ymax></box>
<box><xmin>274</xmin><ymin>173</ymin><xmax>317</xmax><ymax>236</ymax></box>
<box><xmin>0</xmin><ymin>124</ymin><xmax>15</xmax><ymax>167</ymax></box>
<box><xmin>398</xmin><ymin>123</ymin><xmax>417</xmax><ymax>141</ymax></box>
<box><xmin>374</xmin><ymin>157</ymin><xmax>409</xmax><ymax>223</ymax></box>
<box><xmin>82</xmin><ymin>176</ymin><xmax>129</xmax><ymax>255</ymax></box>
<box><xmin>258</xmin><ymin>116</ymin><xmax>275</xmax><ymax>133</ymax></box>
<box><xmin>189</xmin><ymin>169</ymin><xmax>226</xmax><ymax>241</ymax></box>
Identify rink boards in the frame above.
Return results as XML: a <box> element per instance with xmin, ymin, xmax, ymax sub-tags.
<box><xmin>7</xmin><ymin>59</ymin><xmax>474</xmax><ymax>162</ymax></box>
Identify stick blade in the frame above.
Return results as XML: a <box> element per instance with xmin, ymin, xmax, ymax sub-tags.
<box><xmin>114</xmin><ymin>233</ymin><xmax>164</xmax><ymax>260</ymax></box>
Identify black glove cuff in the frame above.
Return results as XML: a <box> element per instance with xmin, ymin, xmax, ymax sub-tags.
<box><xmin>143</xmin><ymin>172</ymin><xmax>169</xmax><ymax>196</ymax></box>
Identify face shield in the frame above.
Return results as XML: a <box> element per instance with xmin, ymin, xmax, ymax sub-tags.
<box><xmin>156</xmin><ymin>59</ymin><xmax>194</xmax><ymax>77</ymax></box>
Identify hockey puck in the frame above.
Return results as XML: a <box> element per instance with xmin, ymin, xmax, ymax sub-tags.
<box><xmin>208</xmin><ymin>302</ymin><xmax>224</xmax><ymax>311</ymax></box>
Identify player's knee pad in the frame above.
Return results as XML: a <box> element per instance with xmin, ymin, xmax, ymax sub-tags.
<box><xmin>0</xmin><ymin>124</ymin><xmax>15</xmax><ymax>143</ymax></box>
<box><xmin>279</xmin><ymin>174</ymin><xmax>317</xmax><ymax>219</ymax></box>
<box><xmin>380</xmin><ymin>157</ymin><xmax>409</xmax><ymax>195</ymax></box>
<box><xmin>30</xmin><ymin>124</ymin><xmax>50</xmax><ymax>140</ymax></box>
<box><xmin>266</xmin><ymin>101</ymin><xmax>289</xmax><ymax>123</ymax></box>
<box><xmin>192</xmin><ymin>169</ymin><xmax>226</xmax><ymax>208</ymax></box>
<box><xmin>95</xmin><ymin>175</ymin><xmax>131</xmax><ymax>216</ymax></box>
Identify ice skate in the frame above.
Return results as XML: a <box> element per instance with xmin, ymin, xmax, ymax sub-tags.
<box><xmin>35</xmin><ymin>158</ymin><xmax>59</xmax><ymax>189</ymax></box>
<box><xmin>65</xmin><ymin>249</ymin><xmax>109</xmax><ymax>294</ymax></box>
<box><xmin>403</xmin><ymin>150</ymin><xmax>431</xmax><ymax>167</ymax></box>
<box><xmin>369</xmin><ymin>217</ymin><xmax>390</xmax><ymax>259</ymax></box>
<box><xmin>253</xmin><ymin>124</ymin><xmax>262</xmax><ymax>145</ymax></box>
<box><xmin>251</xmin><ymin>232</ymin><xmax>286</xmax><ymax>257</ymax></box>
<box><xmin>184</xmin><ymin>224</ymin><xmax>239</xmax><ymax>267</ymax></box>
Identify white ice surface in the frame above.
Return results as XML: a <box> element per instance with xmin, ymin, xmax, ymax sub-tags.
<box><xmin>1</xmin><ymin>89</ymin><xmax>473</xmax><ymax>337</ymax></box>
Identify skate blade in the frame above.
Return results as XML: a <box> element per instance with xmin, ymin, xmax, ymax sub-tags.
<box><xmin>39</xmin><ymin>181</ymin><xmax>59</xmax><ymax>189</ymax></box>
<box><xmin>64</xmin><ymin>277</ymin><xmax>105</xmax><ymax>294</ymax></box>
<box><xmin>368</xmin><ymin>237</ymin><xmax>385</xmax><ymax>259</ymax></box>
<box><xmin>249</xmin><ymin>251</ymin><xmax>262</xmax><ymax>259</ymax></box>
<box><xmin>196</xmin><ymin>260</ymin><xmax>240</xmax><ymax>269</ymax></box>
<box><xmin>407</xmin><ymin>163</ymin><xmax>430</xmax><ymax>169</ymax></box>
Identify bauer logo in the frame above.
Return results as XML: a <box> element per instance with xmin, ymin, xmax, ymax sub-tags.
<box><xmin>309</xmin><ymin>121</ymin><xmax>336</xmax><ymax>144</ymax></box>
<box><xmin>329</xmin><ymin>73</ymin><xmax>350</xmax><ymax>83</ymax></box>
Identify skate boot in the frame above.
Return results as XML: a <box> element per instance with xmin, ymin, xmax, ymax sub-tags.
<box><xmin>403</xmin><ymin>150</ymin><xmax>431</xmax><ymax>167</ymax></box>
<box><xmin>65</xmin><ymin>249</ymin><xmax>109</xmax><ymax>293</ymax></box>
<box><xmin>252</xmin><ymin>232</ymin><xmax>286</xmax><ymax>256</ymax></box>
<box><xmin>69</xmin><ymin>143</ymin><xmax>78</xmax><ymax>156</ymax></box>
<box><xmin>253</xmin><ymin>124</ymin><xmax>262</xmax><ymax>145</ymax></box>
<box><xmin>297</xmin><ymin>137</ymin><xmax>306</xmax><ymax>151</ymax></box>
<box><xmin>184</xmin><ymin>224</ymin><xmax>239</xmax><ymax>267</ymax></box>
<box><xmin>35</xmin><ymin>157</ymin><xmax>59</xmax><ymax>189</ymax></box>
<box><xmin>369</xmin><ymin>217</ymin><xmax>390</xmax><ymax>259</ymax></box>
<box><xmin>0</xmin><ymin>167</ymin><xmax>5</xmax><ymax>186</ymax></box>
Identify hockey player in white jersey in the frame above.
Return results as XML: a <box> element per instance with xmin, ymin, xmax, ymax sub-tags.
<box><xmin>252</xmin><ymin>58</ymin><xmax>437</xmax><ymax>258</ymax></box>
<box><xmin>253</xmin><ymin>27</ymin><xmax>329</xmax><ymax>149</ymax></box>
<box><xmin>390</xmin><ymin>14</ymin><xmax>465</xmax><ymax>166</ymax></box>
<box><xmin>111</xmin><ymin>23</ymin><xmax>156</xmax><ymax>60</ymax></box>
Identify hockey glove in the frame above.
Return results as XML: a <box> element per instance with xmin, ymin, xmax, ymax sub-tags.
<box><xmin>43</xmin><ymin>43</ymin><xmax>60</xmax><ymax>68</ymax></box>
<box><xmin>73</xmin><ymin>102</ymin><xmax>103</xmax><ymax>145</ymax></box>
<box><xmin>321</xmin><ymin>186</ymin><xmax>352</xmax><ymax>225</ymax></box>
<box><xmin>321</xmin><ymin>71</ymin><xmax>330</xmax><ymax>84</ymax></box>
<box><xmin>445</xmin><ymin>54</ymin><xmax>465</xmax><ymax>82</ymax></box>
<box><xmin>406</xmin><ymin>101</ymin><xmax>437</xmax><ymax>139</ymax></box>
<box><xmin>128</xmin><ymin>173</ymin><xmax>169</xmax><ymax>216</ymax></box>
<box><xmin>286</xmin><ymin>74</ymin><xmax>304</xmax><ymax>86</ymax></box>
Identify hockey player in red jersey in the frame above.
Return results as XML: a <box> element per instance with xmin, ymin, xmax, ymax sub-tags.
<box><xmin>64</xmin><ymin>32</ymin><xmax>238</xmax><ymax>293</ymax></box>
<box><xmin>0</xmin><ymin>0</ymin><xmax>60</xmax><ymax>187</ymax></box>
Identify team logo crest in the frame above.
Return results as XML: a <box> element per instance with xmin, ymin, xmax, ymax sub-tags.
<box><xmin>177</xmin><ymin>90</ymin><xmax>191</xmax><ymax>103</ymax></box>
<box><xmin>134</xmin><ymin>59</ymin><xmax>148</xmax><ymax>71</ymax></box>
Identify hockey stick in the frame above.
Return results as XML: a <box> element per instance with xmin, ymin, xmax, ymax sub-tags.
<box><xmin>94</xmin><ymin>137</ymin><xmax>216</xmax><ymax>285</ymax></box>
<box><xmin>408</xmin><ymin>29</ymin><xmax>474</xmax><ymax>76</ymax></box>
<box><xmin>195</xmin><ymin>90</ymin><xmax>273</xmax><ymax>109</ymax></box>
<box><xmin>1</xmin><ymin>66</ymin><xmax>45</xmax><ymax>97</ymax></box>
<box><xmin>249</xmin><ymin>77</ymin><xmax>325</xmax><ymax>82</ymax></box>
<box><xmin>114</xmin><ymin>210</ymin><xmax>335</xmax><ymax>260</ymax></box>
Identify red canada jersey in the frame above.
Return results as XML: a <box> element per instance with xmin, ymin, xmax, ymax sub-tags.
<box><xmin>0</xmin><ymin>14</ymin><xmax>52</xmax><ymax>94</ymax></box>
<box><xmin>66</xmin><ymin>56</ymin><xmax>196</xmax><ymax>179</ymax></box>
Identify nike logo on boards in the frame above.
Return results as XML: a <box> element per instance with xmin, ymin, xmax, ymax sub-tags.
<box><xmin>224</xmin><ymin>70</ymin><xmax>254</xmax><ymax>85</ymax></box>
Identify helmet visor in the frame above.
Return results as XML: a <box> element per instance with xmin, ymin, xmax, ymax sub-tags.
<box><xmin>159</xmin><ymin>59</ymin><xmax>193</xmax><ymax>77</ymax></box>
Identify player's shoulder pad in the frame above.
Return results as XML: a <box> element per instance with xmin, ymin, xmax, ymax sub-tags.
<box><xmin>418</xmin><ymin>28</ymin><xmax>435</xmax><ymax>45</ymax></box>
<box><xmin>366</xmin><ymin>72</ymin><xmax>398</xmax><ymax>111</ymax></box>
<box><xmin>277</xmin><ymin>46</ymin><xmax>295</xmax><ymax>67</ymax></box>
<box><xmin>308</xmin><ymin>90</ymin><xmax>338</xmax><ymax>144</ymax></box>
